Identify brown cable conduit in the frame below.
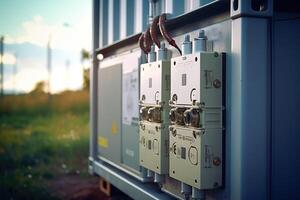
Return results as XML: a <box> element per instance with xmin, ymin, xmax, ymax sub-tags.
<box><xmin>139</xmin><ymin>13</ymin><xmax>182</xmax><ymax>55</ymax></box>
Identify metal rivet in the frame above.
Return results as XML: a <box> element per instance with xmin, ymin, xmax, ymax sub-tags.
<box><xmin>213</xmin><ymin>157</ymin><xmax>221</xmax><ymax>166</ymax></box>
<box><xmin>213</xmin><ymin>79</ymin><xmax>221</xmax><ymax>88</ymax></box>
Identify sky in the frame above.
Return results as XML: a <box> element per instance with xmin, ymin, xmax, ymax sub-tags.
<box><xmin>0</xmin><ymin>0</ymin><xmax>92</xmax><ymax>94</ymax></box>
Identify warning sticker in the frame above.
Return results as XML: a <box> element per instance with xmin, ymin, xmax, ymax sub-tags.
<box><xmin>98</xmin><ymin>136</ymin><xmax>109</xmax><ymax>148</ymax></box>
<box><xmin>126</xmin><ymin>148</ymin><xmax>135</xmax><ymax>157</ymax></box>
<box><xmin>111</xmin><ymin>122</ymin><xmax>118</xmax><ymax>134</ymax></box>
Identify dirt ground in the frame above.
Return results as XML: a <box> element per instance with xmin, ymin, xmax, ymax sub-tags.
<box><xmin>47</xmin><ymin>174</ymin><xmax>131</xmax><ymax>200</ymax></box>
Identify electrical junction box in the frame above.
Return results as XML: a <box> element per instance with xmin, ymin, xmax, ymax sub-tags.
<box><xmin>170</xmin><ymin>52</ymin><xmax>223</xmax><ymax>107</ymax></box>
<box><xmin>139</xmin><ymin>60</ymin><xmax>171</xmax><ymax>175</ymax></box>
<box><xmin>169</xmin><ymin>51</ymin><xmax>224</xmax><ymax>189</ymax></box>
<box><xmin>97</xmin><ymin>51</ymin><xmax>145</xmax><ymax>179</ymax></box>
<box><xmin>139</xmin><ymin>122</ymin><xmax>169</xmax><ymax>174</ymax></box>
<box><xmin>140</xmin><ymin>60</ymin><xmax>171</xmax><ymax>105</ymax></box>
<box><xmin>169</xmin><ymin>127</ymin><xmax>222</xmax><ymax>189</ymax></box>
<box><xmin>98</xmin><ymin>64</ymin><xmax>122</xmax><ymax>164</ymax></box>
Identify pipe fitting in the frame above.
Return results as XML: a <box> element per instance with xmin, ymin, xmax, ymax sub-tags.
<box><xmin>182</xmin><ymin>34</ymin><xmax>192</xmax><ymax>55</ymax></box>
<box><xmin>148</xmin><ymin>45</ymin><xmax>157</xmax><ymax>63</ymax></box>
<box><xmin>193</xmin><ymin>30</ymin><xmax>207</xmax><ymax>53</ymax></box>
<box><xmin>158</xmin><ymin>42</ymin><xmax>168</xmax><ymax>61</ymax></box>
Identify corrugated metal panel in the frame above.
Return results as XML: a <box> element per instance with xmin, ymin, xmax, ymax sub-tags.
<box><xmin>113</xmin><ymin>0</ymin><xmax>120</xmax><ymax>41</ymax></box>
<box><xmin>100</xmin><ymin>0</ymin><xmax>149</xmax><ymax>47</ymax></box>
<box><xmin>142</xmin><ymin>0</ymin><xmax>149</xmax><ymax>30</ymax></box>
<box><xmin>100</xmin><ymin>0</ymin><xmax>108</xmax><ymax>47</ymax></box>
<box><xmin>126</xmin><ymin>0</ymin><xmax>135</xmax><ymax>36</ymax></box>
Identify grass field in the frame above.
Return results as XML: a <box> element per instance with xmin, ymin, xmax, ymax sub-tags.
<box><xmin>0</xmin><ymin>91</ymin><xmax>92</xmax><ymax>200</ymax></box>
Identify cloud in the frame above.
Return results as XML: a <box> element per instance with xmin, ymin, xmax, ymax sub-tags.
<box><xmin>2</xmin><ymin>14</ymin><xmax>91</xmax><ymax>94</ymax></box>
<box><xmin>4</xmin><ymin>15</ymin><xmax>91</xmax><ymax>51</ymax></box>
<box><xmin>0</xmin><ymin>53</ymin><xmax>16</xmax><ymax>65</ymax></box>
<box><xmin>3</xmin><ymin>57</ymin><xmax>48</xmax><ymax>93</ymax></box>
<box><xmin>4</xmin><ymin>56</ymin><xmax>83</xmax><ymax>94</ymax></box>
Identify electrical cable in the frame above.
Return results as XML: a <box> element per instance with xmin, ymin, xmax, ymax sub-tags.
<box><xmin>138</xmin><ymin>33</ymin><xmax>148</xmax><ymax>54</ymax></box>
<box><xmin>158</xmin><ymin>13</ymin><xmax>182</xmax><ymax>55</ymax></box>
<box><xmin>150</xmin><ymin>15</ymin><xmax>161</xmax><ymax>48</ymax></box>
<box><xmin>144</xmin><ymin>27</ymin><xmax>153</xmax><ymax>53</ymax></box>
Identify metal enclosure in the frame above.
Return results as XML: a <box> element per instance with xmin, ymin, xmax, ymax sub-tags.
<box><xmin>90</xmin><ymin>0</ymin><xmax>300</xmax><ymax>199</ymax></box>
<box><xmin>169</xmin><ymin>51</ymin><xmax>224</xmax><ymax>192</ymax></box>
<box><xmin>169</xmin><ymin>127</ymin><xmax>222</xmax><ymax>189</ymax></box>
<box><xmin>95</xmin><ymin>50</ymin><xmax>148</xmax><ymax>180</ymax></box>
<box><xmin>139</xmin><ymin>59</ymin><xmax>171</xmax><ymax>176</ymax></box>
<box><xmin>98</xmin><ymin>64</ymin><xmax>122</xmax><ymax>164</ymax></box>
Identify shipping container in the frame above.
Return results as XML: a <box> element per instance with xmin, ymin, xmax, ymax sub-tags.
<box><xmin>89</xmin><ymin>0</ymin><xmax>300</xmax><ymax>199</ymax></box>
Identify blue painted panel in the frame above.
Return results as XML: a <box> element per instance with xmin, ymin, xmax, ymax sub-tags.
<box><xmin>102</xmin><ymin>0</ymin><xmax>109</xmax><ymax>46</ymax></box>
<box><xmin>113</xmin><ymin>0</ymin><xmax>120</xmax><ymax>42</ymax></box>
<box><xmin>271</xmin><ymin>18</ymin><xmax>300</xmax><ymax>200</ymax></box>
<box><xmin>172</xmin><ymin>0</ymin><xmax>184</xmax><ymax>17</ymax></box>
<box><xmin>126</xmin><ymin>0</ymin><xmax>134</xmax><ymax>36</ymax></box>
<box><xmin>142</xmin><ymin>0</ymin><xmax>149</xmax><ymax>31</ymax></box>
<box><xmin>231</xmin><ymin>18</ymin><xmax>270</xmax><ymax>200</ymax></box>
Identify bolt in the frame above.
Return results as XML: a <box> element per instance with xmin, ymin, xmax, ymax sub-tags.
<box><xmin>213</xmin><ymin>79</ymin><xmax>221</xmax><ymax>88</ymax></box>
<box><xmin>160</xmin><ymin>42</ymin><xmax>165</xmax><ymax>50</ymax></box>
<box><xmin>199</xmin><ymin>30</ymin><xmax>205</xmax><ymax>38</ymax></box>
<box><xmin>184</xmin><ymin>34</ymin><xmax>190</xmax><ymax>43</ymax></box>
<box><xmin>151</xmin><ymin>44</ymin><xmax>155</xmax><ymax>52</ymax></box>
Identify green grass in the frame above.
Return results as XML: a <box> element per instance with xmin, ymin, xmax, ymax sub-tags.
<box><xmin>0</xmin><ymin>91</ymin><xmax>90</xmax><ymax>200</ymax></box>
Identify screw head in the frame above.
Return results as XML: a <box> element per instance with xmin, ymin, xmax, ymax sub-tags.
<box><xmin>213</xmin><ymin>79</ymin><xmax>221</xmax><ymax>88</ymax></box>
<box><xmin>213</xmin><ymin>157</ymin><xmax>221</xmax><ymax>166</ymax></box>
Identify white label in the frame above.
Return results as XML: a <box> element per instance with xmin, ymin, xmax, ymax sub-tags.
<box><xmin>126</xmin><ymin>148</ymin><xmax>135</xmax><ymax>157</ymax></box>
<box><xmin>204</xmin><ymin>145</ymin><xmax>213</xmax><ymax>168</ymax></box>
<box><xmin>122</xmin><ymin>69</ymin><xmax>139</xmax><ymax>125</ymax></box>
